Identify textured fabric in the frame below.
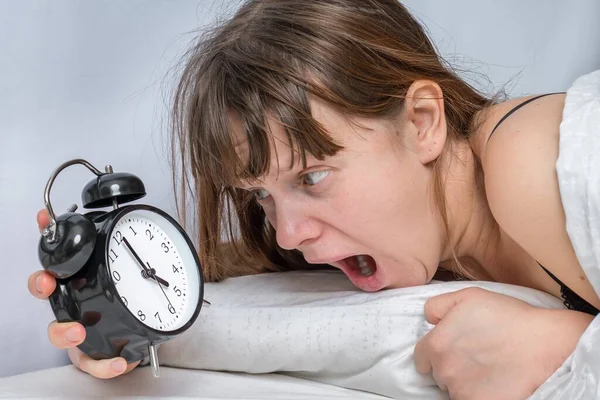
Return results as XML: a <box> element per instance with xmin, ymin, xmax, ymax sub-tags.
<box><xmin>529</xmin><ymin>69</ymin><xmax>600</xmax><ymax>399</ymax></box>
<box><xmin>157</xmin><ymin>271</ymin><xmax>564</xmax><ymax>400</ymax></box>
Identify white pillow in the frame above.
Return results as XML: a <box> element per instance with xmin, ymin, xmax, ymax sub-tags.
<box><xmin>158</xmin><ymin>270</ymin><xmax>565</xmax><ymax>399</ymax></box>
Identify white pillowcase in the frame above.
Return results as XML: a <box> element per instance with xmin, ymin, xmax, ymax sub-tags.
<box><xmin>158</xmin><ymin>270</ymin><xmax>565</xmax><ymax>399</ymax></box>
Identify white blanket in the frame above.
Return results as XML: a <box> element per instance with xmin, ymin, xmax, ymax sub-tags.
<box><xmin>528</xmin><ymin>69</ymin><xmax>600</xmax><ymax>399</ymax></box>
<box><xmin>154</xmin><ymin>272</ymin><xmax>564</xmax><ymax>399</ymax></box>
<box><xmin>0</xmin><ymin>365</ymin><xmax>389</xmax><ymax>399</ymax></box>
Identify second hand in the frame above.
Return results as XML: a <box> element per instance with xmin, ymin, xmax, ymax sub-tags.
<box><xmin>147</xmin><ymin>261</ymin><xmax>176</xmax><ymax>314</ymax></box>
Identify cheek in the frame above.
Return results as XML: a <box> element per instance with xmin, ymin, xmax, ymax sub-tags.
<box><xmin>386</xmin><ymin>171</ymin><xmax>441</xmax><ymax>246</ymax></box>
<box><xmin>329</xmin><ymin>160</ymin><xmax>440</xmax><ymax>254</ymax></box>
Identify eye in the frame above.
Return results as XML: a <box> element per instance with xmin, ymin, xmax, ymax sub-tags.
<box><xmin>301</xmin><ymin>170</ymin><xmax>329</xmax><ymax>186</ymax></box>
<box><xmin>251</xmin><ymin>188</ymin><xmax>270</xmax><ymax>201</ymax></box>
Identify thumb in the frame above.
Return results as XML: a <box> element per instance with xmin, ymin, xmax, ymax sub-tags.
<box><xmin>424</xmin><ymin>288</ymin><xmax>471</xmax><ymax>325</ymax></box>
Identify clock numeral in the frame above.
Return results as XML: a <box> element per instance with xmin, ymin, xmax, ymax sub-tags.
<box><xmin>161</xmin><ymin>242</ymin><xmax>169</xmax><ymax>253</ymax></box>
<box><xmin>154</xmin><ymin>312</ymin><xmax>162</xmax><ymax>323</ymax></box>
<box><xmin>145</xmin><ymin>229</ymin><xmax>154</xmax><ymax>241</ymax></box>
<box><xmin>129</xmin><ymin>226</ymin><xmax>138</xmax><ymax>236</ymax></box>
<box><xmin>112</xmin><ymin>270</ymin><xmax>121</xmax><ymax>282</ymax></box>
<box><xmin>168</xmin><ymin>304</ymin><xmax>176</xmax><ymax>314</ymax></box>
<box><xmin>172</xmin><ymin>264</ymin><xmax>180</xmax><ymax>273</ymax></box>
<box><xmin>137</xmin><ymin>310</ymin><xmax>146</xmax><ymax>321</ymax></box>
<box><xmin>108</xmin><ymin>249</ymin><xmax>118</xmax><ymax>263</ymax></box>
<box><xmin>112</xmin><ymin>231</ymin><xmax>123</xmax><ymax>246</ymax></box>
<box><xmin>173</xmin><ymin>286</ymin><xmax>182</xmax><ymax>297</ymax></box>
<box><xmin>121</xmin><ymin>296</ymin><xmax>128</xmax><ymax>306</ymax></box>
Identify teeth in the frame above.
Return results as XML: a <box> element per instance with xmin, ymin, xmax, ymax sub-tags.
<box><xmin>356</xmin><ymin>255</ymin><xmax>367</xmax><ymax>267</ymax></box>
<box><xmin>361</xmin><ymin>267</ymin><xmax>374</xmax><ymax>276</ymax></box>
<box><xmin>356</xmin><ymin>255</ymin><xmax>374</xmax><ymax>276</ymax></box>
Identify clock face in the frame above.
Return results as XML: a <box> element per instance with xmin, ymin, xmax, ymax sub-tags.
<box><xmin>106</xmin><ymin>208</ymin><xmax>202</xmax><ymax>332</ymax></box>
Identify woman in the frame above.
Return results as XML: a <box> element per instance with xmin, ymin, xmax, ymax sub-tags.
<box><xmin>28</xmin><ymin>0</ymin><xmax>599</xmax><ymax>398</ymax></box>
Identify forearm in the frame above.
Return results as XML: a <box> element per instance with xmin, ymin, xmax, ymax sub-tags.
<box><xmin>533</xmin><ymin>307</ymin><xmax>594</xmax><ymax>372</ymax></box>
<box><xmin>529</xmin><ymin>311</ymin><xmax>600</xmax><ymax>399</ymax></box>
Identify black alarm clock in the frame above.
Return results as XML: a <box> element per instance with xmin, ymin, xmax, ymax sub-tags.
<box><xmin>38</xmin><ymin>158</ymin><xmax>206</xmax><ymax>378</ymax></box>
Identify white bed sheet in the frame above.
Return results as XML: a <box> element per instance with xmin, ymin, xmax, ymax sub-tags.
<box><xmin>0</xmin><ymin>365</ymin><xmax>389</xmax><ymax>400</ymax></box>
<box><xmin>529</xmin><ymin>69</ymin><xmax>600</xmax><ymax>399</ymax></box>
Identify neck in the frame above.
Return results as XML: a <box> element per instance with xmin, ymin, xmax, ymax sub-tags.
<box><xmin>437</xmin><ymin>140</ymin><xmax>500</xmax><ymax>280</ymax></box>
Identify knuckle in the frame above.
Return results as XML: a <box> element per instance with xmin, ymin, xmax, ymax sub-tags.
<box><xmin>423</xmin><ymin>299</ymin><xmax>435</xmax><ymax>316</ymax></box>
<box><xmin>462</xmin><ymin>287</ymin><xmax>484</xmax><ymax>298</ymax></box>
<box><xmin>434</xmin><ymin>362</ymin><xmax>457</xmax><ymax>387</ymax></box>
<box><xmin>427</xmin><ymin>334</ymin><xmax>449</xmax><ymax>355</ymax></box>
<box><xmin>449</xmin><ymin>384</ymin><xmax>471</xmax><ymax>400</ymax></box>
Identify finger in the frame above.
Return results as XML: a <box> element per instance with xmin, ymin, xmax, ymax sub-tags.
<box><xmin>413</xmin><ymin>335</ymin><xmax>433</xmax><ymax>374</ymax></box>
<box><xmin>75</xmin><ymin>350</ymin><xmax>139</xmax><ymax>380</ymax></box>
<box><xmin>37</xmin><ymin>209</ymin><xmax>50</xmax><ymax>232</ymax></box>
<box><xmin>424</xmin><ymin>288</ymin><xmax>471</xmax><ymax>325</ymax></box>
<box><xmin>47</xmin><ymin>321</ymin><xmax>86</xmax><ymax>349</ymax></box>
<box><xmin>415</xmin><ymin>334</ymin><xmax>450</xmax><ymax>393</ymax></box>
<box><xmin>28</xmin><ymin>271</ymin><xmax>57</xmax><ymax>299</ymax></box>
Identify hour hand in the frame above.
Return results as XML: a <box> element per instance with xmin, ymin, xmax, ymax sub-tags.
<box><xmin>143</xmin><ymin>262</ymin><xmax>170</xmax><ymax>288</ymax></box>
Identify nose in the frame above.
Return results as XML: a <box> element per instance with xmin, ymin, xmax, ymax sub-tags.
<box><xmin>272</xmin><ymin>199</ymin><xmax>321</xmax><ymax>251</ymax></box>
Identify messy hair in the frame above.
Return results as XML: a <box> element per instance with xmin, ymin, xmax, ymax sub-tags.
<box><xmin>170</xmin><ymin>0</ymin><xmax>491</xmax><ymax>282</ymax></box>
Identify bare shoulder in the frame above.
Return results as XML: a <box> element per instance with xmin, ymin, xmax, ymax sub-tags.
<box><xmin>472</xmin><ymin>93</ymin><xmax>600</xmax><ymax>308</ymax></box>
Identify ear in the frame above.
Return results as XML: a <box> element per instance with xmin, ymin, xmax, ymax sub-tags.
<box><xmin>404</xmin><ymin>80</ymin><xmax>447</xmax><ymax>164</ymax></box>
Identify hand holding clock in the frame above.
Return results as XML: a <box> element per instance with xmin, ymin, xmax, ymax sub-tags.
<box><xmin>27</xmin><ymin>209</ymin><xmax>139</xmax><ymax>379</ymax></box>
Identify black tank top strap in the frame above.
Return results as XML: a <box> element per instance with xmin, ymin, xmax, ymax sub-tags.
<box><xmin>487</xmin><ymin>92</ymin><xmax>565</xmax><ymax>144</ymax></box>
<box><xmin>538</xmin><ymin>263</ymin><xmax>600</xmax><ymax>316</ymax></box>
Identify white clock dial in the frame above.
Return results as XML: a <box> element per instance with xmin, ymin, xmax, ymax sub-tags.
<box><xmin>106</xmin><ymin>208</ymin><xmax>201</xmax><ymax>332</ymax></box>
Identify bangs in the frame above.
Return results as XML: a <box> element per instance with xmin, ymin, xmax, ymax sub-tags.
<box><xmin>193</xmin><ymin>55</ymin><xmax>344</xmax><ymax>190</ymax></box>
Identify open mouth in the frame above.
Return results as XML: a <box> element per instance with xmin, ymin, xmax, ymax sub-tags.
<box><xmin>334</xmin><ymin>254</ymin><xmax>383</xmax><ymax>292</ymax></box>
<box><xmin>344</xmin><ymin>254</ymin><xmax>376</xmax><ymax>276</ymax></box>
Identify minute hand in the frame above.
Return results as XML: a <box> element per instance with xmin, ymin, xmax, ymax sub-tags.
<box><xmin>121</xmin><ymin>237</ymin><xmax>170</xmax><ymax>288</ymax></box>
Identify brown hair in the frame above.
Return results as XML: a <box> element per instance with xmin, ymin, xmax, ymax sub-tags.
<box><xmin>170</xmin><ymin>0</ymin><xmax>492</xmax><ymax>282</ymax></box>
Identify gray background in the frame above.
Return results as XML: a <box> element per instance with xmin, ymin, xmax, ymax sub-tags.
<box><xmin>1</xmin><ymin>0</ymin><xmax>599</xmax><ymax>378</ymax></box>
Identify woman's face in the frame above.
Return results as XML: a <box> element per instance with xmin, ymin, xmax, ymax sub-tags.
<box><xmin>234</xmin><ymin>88</ymin><xmax>447</xmax><ymax>292</ymax></box>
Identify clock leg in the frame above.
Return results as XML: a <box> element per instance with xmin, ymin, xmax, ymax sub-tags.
<box><xmin>149</xmin><ymin>342</ymin><xmax>160</xmax><ymax>378</ymax></box>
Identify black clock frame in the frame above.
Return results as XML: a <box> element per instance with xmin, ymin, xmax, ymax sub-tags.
<box><xmin>47</xmin><ymin>204</ymin><xmax>205</xmax><ymax>363</ymax></box>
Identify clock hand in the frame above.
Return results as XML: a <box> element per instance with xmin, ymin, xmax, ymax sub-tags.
<box><xmin>146</xmin><ymin>261</ymin><xmax>176</xmax><ymax>313</ymax></box>
<box><xmin>141</xmin><ymin>267</ymin><xmax>170</xmax><ymax>288</ymax></box>
<box><xmin>121</xmin><ymin>237</ymin><xmax>170</xmax><ymax>288</ymax></box>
